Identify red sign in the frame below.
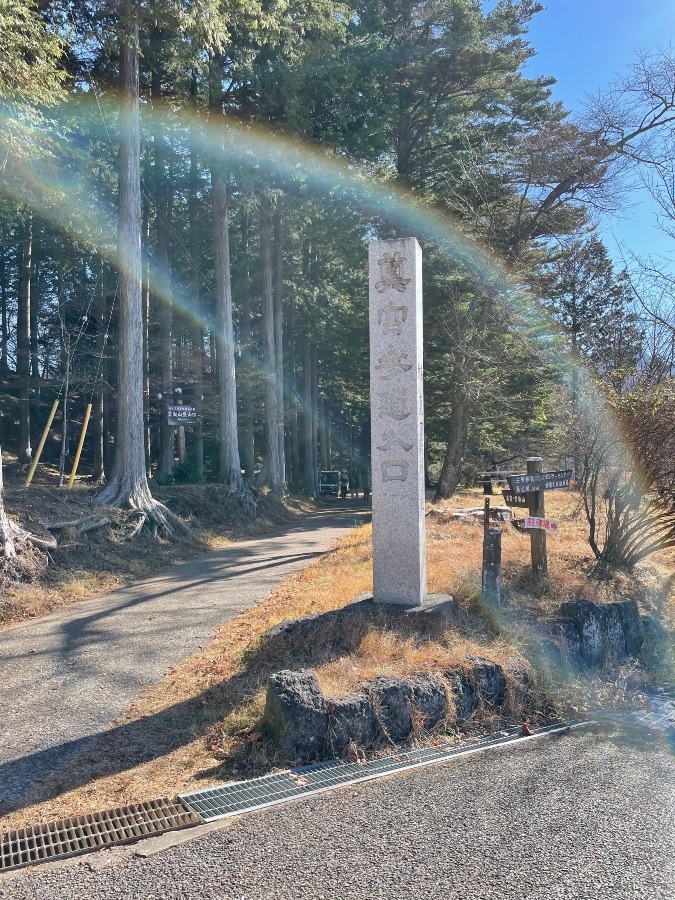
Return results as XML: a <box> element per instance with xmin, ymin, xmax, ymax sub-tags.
<box><xmin>524</xmin><ymin>516</ymin><xmax>560</xmax><ymax>533</ymax></box>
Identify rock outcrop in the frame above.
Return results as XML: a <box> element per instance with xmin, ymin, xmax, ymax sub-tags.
<box><xmin>264</xmin><ymin>669</ymin><xmax>328</xmax><ymax>760</ymax></box>
<box><xmin>264</xmin><ymin>658</ymin><xmax>515</xmax><ymax>763</ymax></box>
<box><xmin>554</xmin><ymin>598</ymin><xmax>672</xmax><ymax>672</ymax></box>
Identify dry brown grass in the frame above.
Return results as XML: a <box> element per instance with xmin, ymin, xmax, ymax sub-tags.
<box><xmin>2</xmin><ymin>488</ymin><xmax>673</xmax><ymax>834</ymax></box>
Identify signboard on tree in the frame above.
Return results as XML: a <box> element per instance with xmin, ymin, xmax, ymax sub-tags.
<box><xmin>524</xmin><ymin>516</ymin><xmax>560</xmax><ymax>533</ymax></box>
<box><xmin>507</xmin><ymin>470</ymin><xmax>571</xmax><ymax>494</ymax></box>
<box><xmin>167</xmin><ymin>405</ymin><xmax>197</xmax><ymax>426</ymax></box>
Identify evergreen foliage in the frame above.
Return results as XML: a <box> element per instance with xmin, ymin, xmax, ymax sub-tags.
<box><xmin>0</xmin><ymin>0</ymin><xmax>673</xmax><ymax>551</ymax></box>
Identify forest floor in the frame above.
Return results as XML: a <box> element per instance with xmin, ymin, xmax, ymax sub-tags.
<box><xmin>1</xmin><ymin>487</ymin><xmax>673</xmax><ymax>833</ymax></box>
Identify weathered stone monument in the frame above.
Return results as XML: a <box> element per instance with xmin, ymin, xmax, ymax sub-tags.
<box><xmin>369</xmin><ymin>237</ymin><xmax>427</xmax><ymax>606</ymax></box>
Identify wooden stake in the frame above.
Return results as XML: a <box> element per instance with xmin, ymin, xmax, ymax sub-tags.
<box><xmin>526</xmin><ymin>456</ymin><xmax>548</xmax><ymax>575</ymax></box>
<box><xmin>24</xmin><ymin>399</ymin><xmax>59</xmax><ymax>487</ymax></box>
<box><xmin>483</xmin><ymin>496</ymin><xmax>490</xmax><ymax>534</ymax></box>
<box><xmin>67</xmin><ymin>403</ymin><xmax>92</xmax><ymax>489</ymax></box>
<box><xmin>482</xmin><ymin>528</ymin><xmax>502</xmax><ymax>605</ymax></box>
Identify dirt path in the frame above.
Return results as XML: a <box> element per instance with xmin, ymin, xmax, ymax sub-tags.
<box><xmin>0</xmin><ymin>505</ymin><xmax>369</xmax><ymax>812</ymax></box>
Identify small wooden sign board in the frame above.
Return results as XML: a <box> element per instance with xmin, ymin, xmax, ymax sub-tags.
<box><xmin>502</xmin><ymin>490</ymin><xmax>528</xmax><ymax>508</ymax></box>
<box><xmin>167</xmin><ymin>405</ymin><xmax>197</xmax><ymax>426</ymax></box>
<box><xmin>507</xmin><ymin>470</ymin><xmax>571</xmax><ymax>494</ymax></box>
<box><xmin>524</xmin><ymin>515</ymin><xmax>560</xmax><ymax>533</ymax></box>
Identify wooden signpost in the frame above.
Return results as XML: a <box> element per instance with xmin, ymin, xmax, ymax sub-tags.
<box><xmin>481</xmin><ymin>496</ymin><xmax>502</xmax><ymax>605</ymax></box>
<box><xmin>506</xmin><ymin>470</ymin><xmax>571</xmax><ymax>493</ymax></box>
<box><xmin>524</xmin><ymin>516</ymin><xmax>560</xmax><ymax>533</ymax></box>
<box><xmin>525</xmin><ymin>457</ymin><xmax>547</xmax><ymax>575</ymax></box>
<box><xmin>503</xmin><ymin>460</ymin><xmax>571</xmax><ymax>575</ymax></box>
<box><xmin>502</xmin><ymin>490</ymin><xmax>528</xmax><ymax>508</ymax></box>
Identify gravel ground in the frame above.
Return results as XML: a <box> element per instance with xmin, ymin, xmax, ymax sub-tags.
<box><xmin>0</xmin><ymin>505</ymin><xmax>369</xmax><ymax>809</ymax></box>
<box><xmin>3</xmin><ymin>729</ymin><xmax>674</xmax><ymax>899</ymax></box>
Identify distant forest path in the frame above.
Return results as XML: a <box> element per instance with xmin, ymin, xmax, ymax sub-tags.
<box><xmin>0</xmin><ymin>505</ymin><xmax>369</xmax><ymax>813</ymax></box>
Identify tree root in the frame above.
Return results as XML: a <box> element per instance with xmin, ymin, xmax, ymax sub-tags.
<box><xmin>26</xmin><ymin>533</ymin><xmax>58</xmax><ymax>550</ymax></box>
<box><xmin>237</xmin><ymin>482</ymin><xmax>260</xmax><ymax>518</ymax></box>
<box><xmin>40</xmin><ymin>517</ymin><xmax>111</xmax><ymax>535</ymax></box>
<box><xmin>96</xmin><ymin>478</ymin><xmax>190</xmax><ymax>541</ymax></box>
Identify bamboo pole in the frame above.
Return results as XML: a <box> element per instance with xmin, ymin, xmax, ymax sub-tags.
<box><xmin>67</xmin><ymin>403</ymin><xmax>92</xmax><ymax>489</ymax></box>
<box><xmin>24</xmin><ymin>399</ymin><xmax>59</xmax><ymax>487</ymax></box>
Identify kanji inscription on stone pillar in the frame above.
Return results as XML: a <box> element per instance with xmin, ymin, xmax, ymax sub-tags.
<box><xmin>369</xmin><ymin>237</ymin><xmax>426</xmax><ymax>606</ymax></box>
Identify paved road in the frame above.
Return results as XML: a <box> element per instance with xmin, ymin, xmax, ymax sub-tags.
<box><xmin>0</xmin><ymin>505</ymin><xmax>369</xmax><ymax>811</ymax></box>
<box><xmin>2</xmin><ymin>728</ymin><xmax>673</xmax><ymax>898</ymax></box>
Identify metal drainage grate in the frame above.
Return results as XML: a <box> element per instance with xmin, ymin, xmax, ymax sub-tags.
<box><xmin>180</xmin><ymin>722</ymin><xmax>577</xmax><ymax>822</ymax></box>
<box><xmin>0</xmin><ymin>797</ymin><xmax>201</xmax><ymax>873</ymax></box>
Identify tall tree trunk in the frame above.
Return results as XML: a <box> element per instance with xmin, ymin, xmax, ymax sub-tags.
<box><xmin>188</xmin><ymin>111</ymin><xmax>205</xmax><ymax>481</ymax></box>
<box><xmin>273</xmin><ymin>197</ymin><xmax>286</xmax><ymax>489</ymax></box>
<box><xmin>96</xmin><ymin>3</ymin><xmax>177</xmax><ymax>534</ymax></box>
<box><xmin>303</xmin><ymin>337</ymin><xmax>314</xmax><ymax>495</ymax></box>
<box><xmin>260</xmin><ymin>191</ymin><xmax>281</xmax><ymax>493</ymax></box>
<box><xmin>175</xmin><ymin>390</ymin><xmax>186</xmax><ymax>463</ymax></box>
<box><xmin>288</xmin><ymin>295</ymin><xmax>299</xmax><ymax>488</ymax></box>
<box><xmin>17</xmin><ymin>215</ymin><xmax>32</xmax><ymax>465</ymax></box>
<box><xmin>142</xmin><ymin>198</ymin><xmax>152</xmax><ymax>477</ymax></box>
<box><xmin>434</xmin><ymin>294</ymin><xmax>493</xmax><ymax>500</ymax></box>
<box><xmin>154</xmin><ymin>85</ymin><xmax>174</xmax><ymax>479</ymax></box>
<box><xmin>156</xmin><ymin>223</ymin><xmax>174</xmax><ymax>478</ymax></box>
<box><xmin>319</xmin><ymin>398</ymin><xmax>329</xmax><ymax>470</ymax></box>
<box><xmin>311</xmin><ymin>345</ymin><xmax>319</xmax><ymax>494</ymax></box>
<box><xmin>0</xmin><ymin>448</ymin><xmax>21</xmax><ymax>556</ymax></box>
<box><xmin>434</xmin><ymin>378</ymin><xmax>471</xmax><ymax>499</ymax></box>
<box><xmin>92</xmin><ymin>255</ymin><xmax>106</xmax><ymax>483</ymax></box>
<box><xmin>238</xmin><ymin>203</ymin><xmax>254</xmax><ymax>478</ymax></box>
<box><xmin>57</xmin><ymin>263</ymin><xmax>69</xmax><ymax>485</ymax></box>
<box><xmin>213</xmin><ymin>179</ymin><xmax>242</xmax><ymax>488</ymax></box>
<box><xmin>29</xmin><ymin>243</ymin><xmax>40</xmax><ymax>424</ymax></box>
<box><xmin>327</xmin><ymin>408</ymin><xmax>334</xmax><ymax>469</ymax></box>
<box><xmin>103</xmin><ymin>390</ymin><xmax>111</xmax><ymax>472</ymax></box>
<box><xmin>0</xmin><ymin>249</ymin><xmax>8</xmax><ymax>375</ymax></box>
<box><xmin>209</xmin><ymin>53</ymin><xmax>242</xmax><ymax>491</ymax></box>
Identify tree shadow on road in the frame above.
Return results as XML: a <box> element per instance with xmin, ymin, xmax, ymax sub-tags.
<box><xmin>0</xmin><ymin>595</ymin><xmax>498</xmax><ymax>821</ymax></box>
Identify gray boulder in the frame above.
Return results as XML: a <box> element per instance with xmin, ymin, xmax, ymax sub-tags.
<box><xmin>365</xmin><ymin>677</ymin><xmax>415</xmax><ymax>742</ymax></box>
<box><xmin>559</xmin><ymin>599</ymin><xmax>645</xmax><ymax>666</ymax></box>
<box><xmin>327</xmin><ymin>693</ymin><xmax>378</xmax><ymax>755</ymax></box>
<box><xmin>408</xmin><ymin>675</ymin><xmax>448</xmax><ymax>730</ymax></box>
<box><xmin>444</xmin><ymin>657</ymin><xmax>508</xmax><ymax>720</ymax></box>
<box><xmin>602</xmin><ymin>603</ymin><xmax>627</xmax><ymax>659</ymax></box>
<box><xmin>613</xmin><ymin>600</ymin><xmax>644</xmax><ymax>656</ymax></box>
<box><xmin>465</xmin><ymin>656</ymin><xmax>507</xmax><ymax>707</ymax></box>
<box><xmin>264</xmin><ymin>669</ymin><xmax>327</xmax><ymax>761</ymax></box>
<box><xmin>364</xmin><ymin>675</ymin><xmax>447</xmax><ymax>742</ymax></box>
<box><xmin>556</xmin><ymin>623</ymin><xmax>582</xmax><ymax>662</ymax></box>
<box><xmin>559</xmin><ymin>600</ymin><xmax>605</xmax><ymax>666</ymax></box>
<box><xmin>444</xmin><ymin>671</ymin><xmax>477</xmax><ymax>721</ymax></box>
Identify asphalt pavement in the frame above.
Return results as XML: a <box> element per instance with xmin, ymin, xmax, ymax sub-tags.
<box><xmin>0</xmin><ymin>504</ymin><xmax>369</xmax><ymax>812</ymax></box>
<box><xmin>2</xmin><ymin>728</ymin><xmax>673</xmax><ymax>898</ymax></box>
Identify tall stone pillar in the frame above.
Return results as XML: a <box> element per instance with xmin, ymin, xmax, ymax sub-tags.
<box><xmin>369</xmin><ymin>237</ymin><xmax>426</xmax><ymax>607</ymax></box>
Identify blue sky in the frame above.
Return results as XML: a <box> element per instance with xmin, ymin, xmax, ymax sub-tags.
<box><xmin>523</xmin><ymin>0</ymin><xmax>675</xmax><ymax>271</ymax></box>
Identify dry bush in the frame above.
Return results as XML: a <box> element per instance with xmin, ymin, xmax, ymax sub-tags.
<box><xmin>580</xmin><ymin>386</ymin><xmax>675</xmax><ymax>569</ymax></box>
